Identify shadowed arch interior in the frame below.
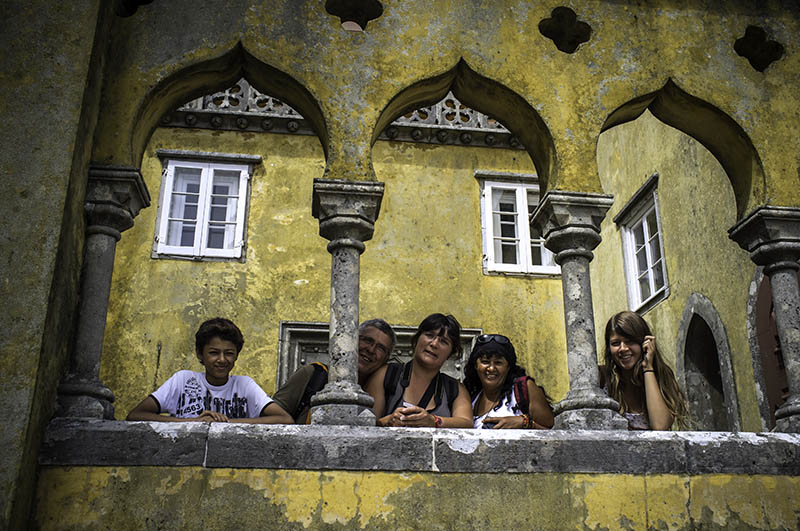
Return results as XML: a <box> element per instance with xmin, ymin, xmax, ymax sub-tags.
<box><xmin>372</xmin><ymin>59</ymin><xmax>556</xmax><ymax>191</ymax></box>
<box><xmin>130</xmin><ymin>43</ymin><xmax>328</xmax><ymax>168</ymax></box>
<box><xmin>601</xmin><ymin>79</ymin><xmax>766</xmax><ymax>219</ymax></box>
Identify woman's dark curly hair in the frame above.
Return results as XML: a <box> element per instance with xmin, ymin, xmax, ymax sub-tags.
<box><xmin>463</xmin><ymin>336</ymin><xmax>527</xmax><ymax>401</ymax></box>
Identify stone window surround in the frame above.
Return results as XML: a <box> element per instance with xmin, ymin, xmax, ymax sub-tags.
<box><xmin>276</xmin><ymin>321</ymin><xmax>483</xmax><ymax>388</ymax></box>
<box><xmin>152</xmin><ymin>150</ymin><xmax>261</xmax><ymax>262</ymax></box>
<box><xmin>613</xmin><ymin>172</ymin><xmax>670</xmax><ymax>313</ymax></box>
<box><xmin>675</xmin><ymin>292</ymin><xmax>741</xmax><ymax>432</ymax></box>
<box><xmin>475</xmin><ymin>171</ymin><xmax>560</xmax><ymax>278</ymax></box>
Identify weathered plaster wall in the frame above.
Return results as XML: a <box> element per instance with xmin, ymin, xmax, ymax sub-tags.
<box><xmin>102</xmin><ymin>128</ymin><xmax>567</xmax><ymax>417</ymax></box>
<box><xmin>593</xmin><ymin>111</ymin><xmax>759</xmax><ymax>430</ymax></box>
<box><xmin>91</xmin><ymin>1</ymin><xmax>800</xmax><ymax>215</ymax></box>
<box><xmin>35</xmin><ymin>466</ymin><xmax>800</xmax><ymax>530</ymax></box>
<box><xmin>0</xmin><ymin>1</ymin><xmax>106</xmax><ymax>528</ymax></box>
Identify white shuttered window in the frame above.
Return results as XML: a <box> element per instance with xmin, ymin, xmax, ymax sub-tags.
<box><xmin>481</xmin><ymin>180</ymin><xmax>559</xmax><ymax>275</ymax></box>
<box><xmin>155</xmin><ymin>159</ymin><xmax>250</xmax><ymax>259</ymax></box>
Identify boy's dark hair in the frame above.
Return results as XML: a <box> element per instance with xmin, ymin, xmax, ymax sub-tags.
<box><xmin>410</xmin><ymin>313</ymin><xmax>462</xmax><ymax>358</ymax></box>
<box><xmin>195</xmin><ymin>318</ymin><xmax>244</xmax><ymax>354</ymax></box>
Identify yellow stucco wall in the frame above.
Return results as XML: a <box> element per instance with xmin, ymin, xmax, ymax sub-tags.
<box><xmin>593</xmin><ymin>111</ymin><xmax>760</xmax><ymax>430</ymax></box>
<box><xmin>102</xmin><ymin>127</ymin><xmax>567</xmax><ymax>418</ymax></box>
<box><xmin>91</xmin><ymin>1</ymin><xmax>800</xmax><ymax>215</ymax></box>
<box><xmin>35</xmin><ymin>466</ymin><xmax>800</xmax><ymax>529</ymax></box>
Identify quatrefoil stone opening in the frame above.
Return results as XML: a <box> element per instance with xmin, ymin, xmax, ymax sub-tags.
<box><xmin>734</xmin><ymin>25</ymin><xmax>785</xmax><ymax>72</ymax></box>
<box><xmin>539</xmin><ymin>6</ymin><xmax>591</xmax><ymax>54</ymax></box>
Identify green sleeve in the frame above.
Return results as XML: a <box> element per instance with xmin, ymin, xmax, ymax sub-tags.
<box><xmin>272</xmin><ymin>364</ymin><xmax>316</xmax><ymax>423</ymax></box>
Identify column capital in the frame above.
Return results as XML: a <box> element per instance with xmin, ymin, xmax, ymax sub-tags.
<box><xmin>86</xmin><ymin>164</ymin><xmax>151</xmax><ymax>235</ymax></box>
<box><xmin>728</xmin><ymin>206</ymin><xmax>800</xmax><ymax>269</ymax></box>
<box><xmin>312</xmin><ymin>178</ymin><xmax>384</xmax><ymax>246</ymax></box>
<box><xmin>530</xmin><ymin>191</ymin><xmax>614</xmax><ymax>260</ymax></box>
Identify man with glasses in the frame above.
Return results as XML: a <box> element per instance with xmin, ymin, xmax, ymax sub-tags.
<box><xmin>273</xmin><ymin>319</ymin><xmax>396</xmax><ymax>423</ymax></box>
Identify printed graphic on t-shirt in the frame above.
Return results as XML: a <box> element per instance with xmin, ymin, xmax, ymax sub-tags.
<box><xmin>175</xmin><ymin>375</ymin><xmax>248</xmax><ymax>418</ymax></box>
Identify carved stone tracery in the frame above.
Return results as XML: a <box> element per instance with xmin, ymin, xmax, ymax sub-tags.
<box><xmin>166</xmin><ymin>78</ymin><xmax>520</xmax><ymax>148</ymax></box>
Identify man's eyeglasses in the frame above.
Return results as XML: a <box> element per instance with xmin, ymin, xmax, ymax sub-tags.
<box><xmin>359</xmin><ymin>334</ymin><xmax>390</xmax><ymax>357</ymax></box>
<box><xmin>475</xmin><ymin>334</ymin><xmax>511</xmax><ymax>346</ymax></box>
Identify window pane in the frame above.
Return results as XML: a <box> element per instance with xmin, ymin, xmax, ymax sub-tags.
<box><xmin>653</xmin><ymin>260</ymin><xmax>665</xmax><ymax>290</ymax></box>
<box><xmin>638</xmin><ymin>273</ymin><xmax>651</xmax><ymax>300</ymax></box>
<box><xmin>633</xmin><ymin>222</ymin><xmax>645</xmax><ymax>247</ymax></box>
<box><xmin>166</xmin><ymin>168</ymin><xmax>202</xmax><ymax>247</ymax></box>
<box><xmin>636</xmin><ymin>247</ymin><xmax>648</xmax><ymax>274</ymax></box>
<box><xmin>526</xmin><ymin>190</ymin><xmax>540</xmax><ymax>214</ymax></box>
<box><xmin>499</xmin><ymin>217</ymin><xmax>516</xmax><ymax>238</ymax></box>
<box><xmin>167</xmin><ymin>221</ymin><xmax>196</xmax><ymax>247</ymax></box>
<box><xmin>649</xmin><ymin>236</ymin><xmax>661</xmax><ymax>263</ymax></box>
<box><xmin>531</xmin><ymin>242</ymin><xmax>543</xmax><ymax>266</ymax></box>
<box><xmin>646</xmin><ymin>210</ymin><xmax>658</xmax><ymax>236</ymax></box>
<box><xmin>209</xmin><ymin>197</ymin><xmax>238</xmax><ymax>222</ymax></box>
<box><xmin>500</xmin><ymin>242</ymin><xmax>518</xmax><ymax>264</ymax></box>
<box><xmin>206</xmin><ymin>224</ymin><xmax>234</xmax><ymax>249</ymax></box>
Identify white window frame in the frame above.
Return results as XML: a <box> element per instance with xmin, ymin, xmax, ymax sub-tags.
<box><xmin>153</xmin><ymin>150</ymin><xmax>260</xmax><ymax>261</ymax></box>
<box><xmin>476</xmin><ymin>172</ymin><xmax>560</xmax><ymax>276</ymax></box>
<box><xmin>613</xmin><ymin>173</ymin><xmax>669</xmax><ymax>312</ymax></box>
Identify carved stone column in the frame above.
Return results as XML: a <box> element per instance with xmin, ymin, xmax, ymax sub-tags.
<box><xmin>531</xmin><ymin>191</ymin><xmax>628</xmax><ymax>429</ymax></box>
<box><xmin>57</xmin><ymin>165</ymin><xmax>150</xmax><ymax>418</ymax></box>
<box><xmin>310</xmin><ymin>178</ymin><xmax>384</xmax><ymax>425</ymax></box>
<box><xmin>729</xmin><ymin>206</ymin><xmax>800</xmax><ymax>432</ymax></box>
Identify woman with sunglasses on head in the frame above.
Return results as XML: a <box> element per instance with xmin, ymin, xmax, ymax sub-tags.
<box><xmin>600</xmin><ymin>311</ymin><xmax>689</xmax><ymax>430</ymax></box>
<box><xmin>464</xmin><ymin>334</ymin><xmax>554</xmax><ymax>429</ymax></box>
<box><xmin>366</xmin><ymin>313</ymin><xmax>473</xmax><ymax>428</ymax></box>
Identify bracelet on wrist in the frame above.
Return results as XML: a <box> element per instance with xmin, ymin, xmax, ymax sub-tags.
<box><xmin>521</xmin><ymin>414</ymin><xmax>533</xmax><ymax>429</ymax></box>
<box><xmin>433</xmin><ymin>415</ymin><xmax>443</xmax><ymax>428</ymax></box>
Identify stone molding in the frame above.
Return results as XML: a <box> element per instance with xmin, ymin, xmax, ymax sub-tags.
<box><xmin>728</xmin><ymin>205</ymin><xmax>800</xmax><ymax>267</ymax></box>
<box><xmin>312</xmin><ymin>178</ymin><xmax>384</xmax><ymax>245</ymax></box>
<box><xmin>530</xmin><ymin>190</ymin><xmax>614</xmax><ymax>262</ymax></box>
<box><xmin>41</xmin><ymin>419</ymin><xmax>800</xmax><ymax>476</ymax></box>
<box><xmin>87</xmin><ymin>164</ymin><xmax>151</xmax><ymax>219</ymax></box>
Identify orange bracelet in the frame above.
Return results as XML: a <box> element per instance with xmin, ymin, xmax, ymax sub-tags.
<box><xmin>433</xmin><ymin>415</ymin><xmax>443</xmax><ymax>428</ymax></box>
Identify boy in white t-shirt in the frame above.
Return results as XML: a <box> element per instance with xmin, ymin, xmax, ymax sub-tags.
<box><xmin>127</xmin><ymin>318</ymin><xmax>292</xmax><ymax>424</ymax></box>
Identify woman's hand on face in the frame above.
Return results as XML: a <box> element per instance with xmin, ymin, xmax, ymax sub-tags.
<box><xmin>641</xmin><ymin>335</ymin><xmax>656</xmax><ymax>370</ymax></box>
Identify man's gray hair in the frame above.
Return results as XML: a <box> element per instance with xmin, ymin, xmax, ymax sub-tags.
<box><xmin>359</xmin><ymin>318</ymin><xmax>397</xmax><ymax>353</ymax></box>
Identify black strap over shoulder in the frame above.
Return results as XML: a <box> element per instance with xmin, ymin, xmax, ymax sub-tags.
<box><xmin>384</xmin><ymin>361</ymin><xmax>458</xmax><ymax>415</ymax></box>
<box><xmin>297</xmin><ymin>362</ymin><xmax>328</xmax><ymax>420</ymax></box>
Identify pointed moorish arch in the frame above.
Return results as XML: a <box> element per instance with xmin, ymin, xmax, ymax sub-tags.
<box><xmin>372</xmin><ymin>59</ymin><xmax>557</xmax><ymax>192</ymax></box>
<box><xmin>129</xmin><ymin>43</ymin><xmax>328</xmax><ymax>168</ymax></box>
<box><xmin>675</xmin><ymin>292</ymin><xmax>741</xmax><ymax>431</ymax></box>
<box><xmin>601</xmin><ymin>79</ymin><xmax>766</xmax><ymax>220</ymax></box>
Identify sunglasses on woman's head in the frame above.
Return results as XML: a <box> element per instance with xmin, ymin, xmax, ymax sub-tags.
<box><xmin>476</xmin><ymin>334</ymin><xmax>511</xmax><ymax>345</ymax></box>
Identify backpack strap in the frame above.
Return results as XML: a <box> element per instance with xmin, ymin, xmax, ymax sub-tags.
<box><xmin>512</xmin><ymin>376</ymin><xmax>532</xmax><ymax>416</ymax></box>
<box><xmin>383</xmin><ymin>362</ymin><xmax>405</xmax><ymax>416</ymax></box>
<box><xmin>299</xmin><ymin>362</ymin><xmax>328</xmax><ymax>422</ymax></box>
<box><xmin>440</xmin><ymin>373</ymin><xmax>460</xmax><ymax>413</ymax></box>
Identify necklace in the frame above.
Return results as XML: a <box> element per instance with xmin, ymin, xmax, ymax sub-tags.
<box><xmin>473</xmin><ymin>391</ymin><xmax>499</xmax><ymax>416</ymax></box>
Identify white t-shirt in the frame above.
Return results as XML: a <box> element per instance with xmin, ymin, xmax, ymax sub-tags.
<box><xmin>151</xmin><ymin>370</ymin><xmax>272</xmax><ymax>419</ymax></box>
<box><xmin>472</xmin><ymin>391</ymin><xmax>523</xmax><ymax>429</ymax></box>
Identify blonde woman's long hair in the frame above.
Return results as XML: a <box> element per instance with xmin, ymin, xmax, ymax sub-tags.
<box><xmin>603</xmin><ymin>311</ymin><xmax>690</xmax><ymax>429</ymax></box>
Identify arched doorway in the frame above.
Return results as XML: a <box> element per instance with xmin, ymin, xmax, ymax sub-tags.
<box><xmin>676</xmin><ymin>292</ymin><xmax>740</xmax><ymax>431</ymax></box>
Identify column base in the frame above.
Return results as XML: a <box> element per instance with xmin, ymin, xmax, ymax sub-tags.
<box><xmin>57</xmin><ymin>378</ymin><xmax>115</xmax><ymax>419</ymax></box>
<box><xmin>553</xmin><ymin>388</ymin><xmax>628</xmax><ymax>430</ymax></box>
<box><xmin>774</xmin><ymin>396</ymin><xmax>800</xmax><ymax>433</ymax></box>
<box><xmin>309</xmin><ymin>381</ymin><xmax>376</xmax><ymax>426</ymax></box>
<box><xmin>554</xmin><ymin>408</ymin><xmax>630</xmax><ymax>430</ymax></box>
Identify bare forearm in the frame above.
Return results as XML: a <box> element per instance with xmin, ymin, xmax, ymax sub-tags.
<box><xmin>644</xmin><ymin>373</ymin><xmax>673</xmax><ymax>430</ymax></box>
